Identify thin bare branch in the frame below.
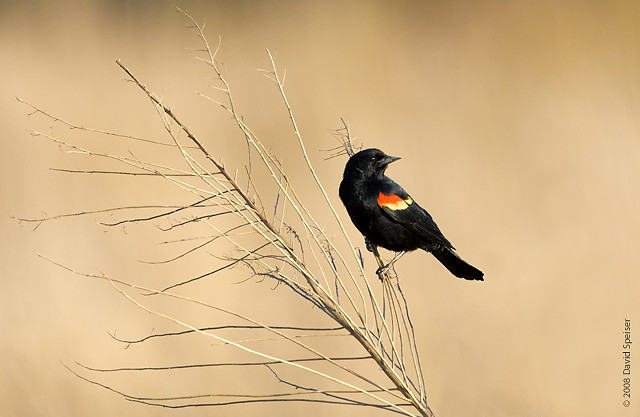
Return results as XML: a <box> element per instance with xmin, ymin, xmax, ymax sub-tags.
<box><xmin>22</xmin><ymin>10</ymin><xmax>435</xmax><ymax>416</ymax></box>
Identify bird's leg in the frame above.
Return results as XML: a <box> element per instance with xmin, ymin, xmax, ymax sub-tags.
<box><xmin>366</xmin><ymin>240</ymin><xmax>388</xmax><ymax>280</ymax></box>
<box><xmin>375</xmin><ymin>251</ymin><xmax>406</xmax><ymax>276</ymax></box>
<box><xmin>365</xmin><ymin>238</ymin><xmax>403</xmax><ymax>281</ymax></box>
<box><xmin>364</xmin><ymin>237</ymin><xmax>374</xmax><ymax>253</ymax></box>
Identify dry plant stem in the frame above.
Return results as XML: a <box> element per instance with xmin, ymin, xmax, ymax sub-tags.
<box><xmin>261</xmin><ymin>53</ymin><xmax>371</xmax><ymax>319</ymax></box>
<box><xmin>21</xmin><ymin>9</ymin><xmax>433</xmax><ymax>415</ymax></box>
<box><xmin>261</xmin><ymin>54</ymin><xmax>422</xmax><ymax>392</ymax></box>
<box><xmin>18</xmin><ymin>99</ymin><xmax>420</xmax><ymax>409</ymax></box>
<box><xmin>181</xmin><ymin>8</ymin><xmax>370</xmax><ymax>323</ymax></box>
<box><xmin>114</xmin><ymin>55</ymin><xmax>432</xmax><ymax>415</ymax></box>
<box><xmin>65</xmin><ymin>360</ymin><xmax>403</xmax><ymax>410</ymax></box>
<box><xmin>262</xmin><ymin>50</ymin><xmax>427</xmax><ymax>404</ymax></box>
<box><xmin>20</xmin><ymin>68</ymin><xmax>433</xmax><ymax>416</ymax></box>
<box><xmin>196</xmin><ymin>218</ymin><xmax>409</xmax><ymax>399</ymax></box>
<box><xmin>16</xmin><ymin>97</ymin><xmax>194</xmax><ymax>148</ymax></box>
<box><xmin>199</xmin><ymin>16</ymin><xmax>432</xmax><ymax>407</ymax></box>
<box><xmin>44</xmin><ymin>256</ymin><xmax>414</xmax><ymax>415</ymax></box>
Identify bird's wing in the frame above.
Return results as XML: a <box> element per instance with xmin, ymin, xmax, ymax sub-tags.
<box><xmin>376</xmin><ymin>185</ymin><xmax>453</xmax><ymax>249</ymax></box>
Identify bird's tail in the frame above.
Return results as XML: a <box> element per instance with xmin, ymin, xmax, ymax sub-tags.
<box><xmin>431</xmin><ymin>246</ymin><xmax>484</xmax><ymax>281</ymax></box>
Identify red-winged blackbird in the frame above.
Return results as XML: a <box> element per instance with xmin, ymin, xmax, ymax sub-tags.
<box><xmin>339</xmin><ymin>148</ymin><xmax>483</xmax><ymax>281</ymax></box>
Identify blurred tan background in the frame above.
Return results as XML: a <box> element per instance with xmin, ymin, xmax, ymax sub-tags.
<box><xmin>3</xmin><ymin>1</ymin><xmax>640</xmax><ymax>416</ymax></box>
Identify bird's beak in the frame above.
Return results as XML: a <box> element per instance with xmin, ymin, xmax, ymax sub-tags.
<box><xmin>381</xmin><ymin>155</ymin><xmax>401</xmax><ymax>166</ymax></box>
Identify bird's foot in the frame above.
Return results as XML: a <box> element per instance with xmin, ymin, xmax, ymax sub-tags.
<box><xmin>374</xmin><ymin>251</ymin><xmax>406</xmax><ymax>281</ymax></box>
<box><xmin>375</xmin><ymin>264</ymin><xmax>394</xmax><ymax>282</ymax></box>
<box><xmin>376</xmin><ymin>263</ymin><xmax>392</xmax><ymax>276</ymax></box>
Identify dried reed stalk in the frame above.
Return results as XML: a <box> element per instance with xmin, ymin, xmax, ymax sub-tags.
<box><xmin>18</xmin><ymin>8</ymin><xmax>434</xmax><ymax>417</ymax></box>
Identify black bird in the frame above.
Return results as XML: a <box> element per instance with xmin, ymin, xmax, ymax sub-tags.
<box><xmin>339</xmin><ymin>148</ymin><xmax>483</xmax><ymax>281</ymax></box>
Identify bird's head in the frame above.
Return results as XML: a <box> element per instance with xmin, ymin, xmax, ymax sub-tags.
<box><xmin>343</xmin><ymin>148</ymin><xmax>400</xmax><ymax>179</ymax></box>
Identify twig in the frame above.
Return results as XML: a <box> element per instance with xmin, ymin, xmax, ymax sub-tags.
<box><xmin>20</xmin><ymin>9</ymin><xmax>434</xmax><ymax>416</ymax></box>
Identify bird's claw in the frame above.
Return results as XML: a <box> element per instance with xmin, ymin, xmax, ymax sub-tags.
<box><xmin>375</xmin><ymin>263</ymin><xmax>394</xmax><ymax>281</ymax></box>
<box><xmin>376</xmin><ymin>264</ymin><xmax>390</xmax><ymax>276</ymax></box>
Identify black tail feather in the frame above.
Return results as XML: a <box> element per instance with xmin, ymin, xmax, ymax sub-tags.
<box><xmin>431</xmin><ymin>247</ymin><xmax>484</xmax><ymax>281</ymax></box>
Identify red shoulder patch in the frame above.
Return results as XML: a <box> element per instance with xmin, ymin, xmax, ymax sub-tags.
<box><xmin>377</xmin><ymin>192</ymin><xmax>413</xmax><ymax>211</ymax></box>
